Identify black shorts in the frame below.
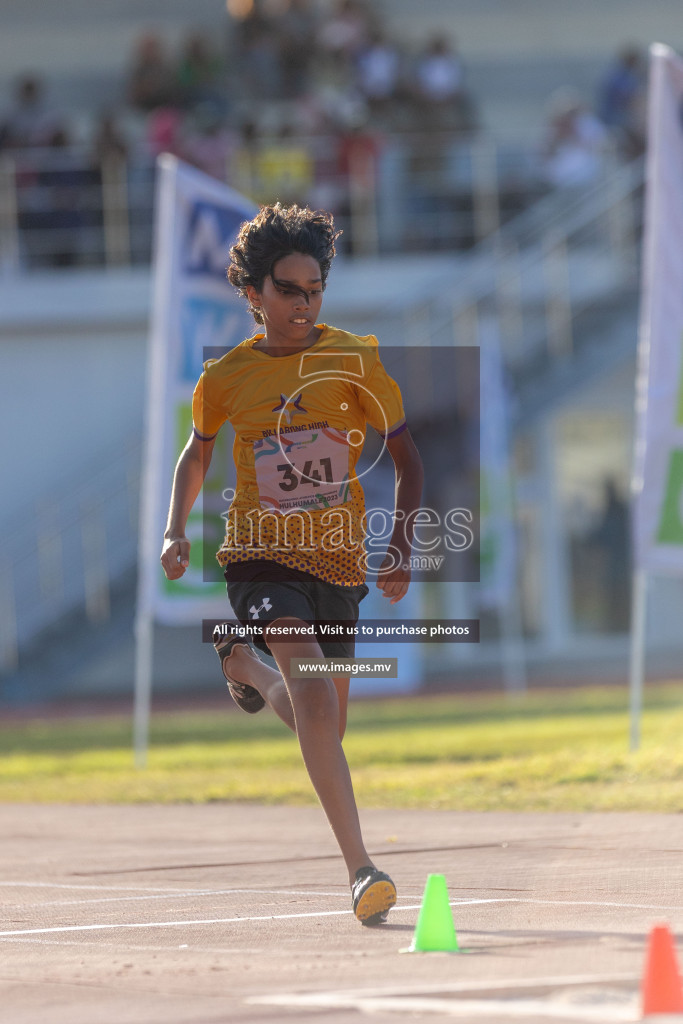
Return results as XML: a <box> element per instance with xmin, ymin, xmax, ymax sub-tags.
<box><xmin>225</xmin><ymin>561</ymin><xmax>368</xmax><ymax>658</ymax></box>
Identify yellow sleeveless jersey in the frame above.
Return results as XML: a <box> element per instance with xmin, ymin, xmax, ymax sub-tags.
<box><xmin>192</xmin><ymin>324</ymin><xmax>406</xmax><ymax>585</ymax></box>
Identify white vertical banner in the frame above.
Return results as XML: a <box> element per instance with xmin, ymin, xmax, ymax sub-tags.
<box><xmin>137</xmin><ymin>155</ymin><xmax>257</xmax><ymax>627</ymax></box>
<box><xmin>135</xmin><ymin>156</ymin><xmax>256</xmax><ymax>763</ymax></box>
<box><xmin>478</xmin><ymin>319</ymin><xmax>516</xmax><ymax>610</ymax></box>
<box><xmin>478</xmin><ymin>319</ymin><xmax>526</xmax><ymax>692</ymax></box>
<box><xmin>633</xmin><ymin>44</ymin><xmax>683</xmax><ymax>574</ymax></box>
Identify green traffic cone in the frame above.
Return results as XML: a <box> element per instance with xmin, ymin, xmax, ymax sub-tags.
<box><xmin>409</xmin><ymin>873</ymin><xmax>459</xmax><ymax>952</ymax></box>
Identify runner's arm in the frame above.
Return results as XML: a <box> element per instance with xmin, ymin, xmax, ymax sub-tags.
<box><xmin>376</xmin><ymin>427</ymin><xmax>424</xmax><ymax>603</ymax></box>
<box><xmin>160</xmin><ymin>433</ymin><xmax>216</xmax><ymax>580</ymax></box>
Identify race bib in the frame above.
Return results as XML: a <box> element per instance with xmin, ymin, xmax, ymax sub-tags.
<box><xmin>253</xmin><ymin>427</ymin><xmax>352</xmax><ymax>512</ymax></box>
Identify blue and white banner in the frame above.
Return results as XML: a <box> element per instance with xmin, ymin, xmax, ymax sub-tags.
<box><xmin>633</xmin><ymin>45</ymin><xmax>683</xmax><ymax>575</ymax></box>
<box><xmin>137</xmin><ymin>155</ymin><xmax>256</xmax><ymax>624</ymax></box>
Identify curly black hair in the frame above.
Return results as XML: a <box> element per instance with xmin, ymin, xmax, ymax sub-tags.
<box><xmin>227</xmin><ymin>203</ymin><xmax>341</xmax><ymax>324</ymax></box>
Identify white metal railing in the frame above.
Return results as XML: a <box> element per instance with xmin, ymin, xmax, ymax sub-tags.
<box><xmin>0</xmin><ymin>148</ymin><xmax>155</xmax><ymax>272</ymax></box>
<box><xmin>0</xmin><ymin>133</ymin><xmax>600</xmax><ymax>272</ymax></box>
<box><xmin>413</xmin><ymin>155</ymin><xmax>644</xmax><ymax>374</ymax></box>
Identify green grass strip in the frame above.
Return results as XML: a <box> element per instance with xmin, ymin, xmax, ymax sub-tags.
<box><xmin>1</xmin><ymin>684</ymin><xmax>682</xmax><ymax>810</ymax></box>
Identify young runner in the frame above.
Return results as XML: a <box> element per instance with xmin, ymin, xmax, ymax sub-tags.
<box><xmin>160</xmin><ymin>203</ymin><xmax>423</xmax><ymax>925</ymax></box>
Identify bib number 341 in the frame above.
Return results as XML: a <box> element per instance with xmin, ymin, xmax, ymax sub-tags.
<box><xmin>277</xmin><ymin>457</ymin><xmax>334</xmax><ymax>491</ymax></box>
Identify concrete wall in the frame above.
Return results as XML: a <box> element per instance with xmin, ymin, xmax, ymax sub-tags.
<box><xmin>0</xmin><ymin>270</ymin><xmax>150</xmax><ymax>529</ymax></box>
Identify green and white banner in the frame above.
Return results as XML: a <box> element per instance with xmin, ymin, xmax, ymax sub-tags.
<box><xmin>137</xmin><ymin>155</ymin><xmax>256</xmax><ymax>624</ymax></box>
<box><xmin>634</xmin><ymin>44</ymin><xmax>683</xmax><ymax>574</ymax></box>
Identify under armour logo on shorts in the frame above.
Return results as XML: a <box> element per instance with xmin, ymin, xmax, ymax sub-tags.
<box><xmin>249</xmin><ymin>597</ymin><xmax>272</xmax><ymax>619</ymax></box>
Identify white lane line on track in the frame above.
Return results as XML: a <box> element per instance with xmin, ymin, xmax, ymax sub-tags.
<box><xmin>0</xmin><ymin>906</ymin><xmax>374</xmax><ymax>937</ymax></box>
<box><xmin>0</xmin><ymin>882</ymin><xmax>204</xmax><ymax>892</ymax></box>
<box><xmin>1</xmin><ymin>937</ymin><xmax>358</xmax><ymax>956</ymax></box>
<box><xmin>248</xmin><ymin>974</ymin><xmax>640</xmax><ymax>1023</ymax></box>
<box><xmin>3</xmin><ymin>883</ymin><xmax>682</xmax><ymax>915</ymax></box>
<box><xmin>517</xmin><ymin>898</ymin><xmax>683</xmax><ymax>912</ymax></box>
<box><xmin>14</xmin><ymin>891</ymin><xmax>678</xmax><ymax>916</ymax></box>
<box><xmin>0</xmin><ymin>893</ymin><xmax>680</xmax><ymax>941</ymax></box>
<box><xmin>0</xmin><ymin>882</ymin><xmax>354</xmax><ymax>906</ymax></box>
<box><xmin>250</xmin><ymin>993</ymin><xmax>639</xmax><ymax>1022</ymax></box>
<box><xmin>256</xmin><ymin>973</ymin><xmax>639</xmax><ymax>998</ymax></box>
<box><xmin>0</xmin><ymin>898</ymin><xmax>508</xmax><ymax>939</ymax></box>
<box><xmin>38</xmin><ymin>889</ymin><xmax>350</xmax><ymax>907</ymax></box>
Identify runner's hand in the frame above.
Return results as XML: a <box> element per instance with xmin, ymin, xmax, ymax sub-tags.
<box><xmin>160</xmin><ymin>536</ymin><xmax>191</xmax><ymax>579</ymax></box>
<box><xmin>375</xmin><ymin>552</ymin><xmax>411</xmax><ymax>604</ymax></box>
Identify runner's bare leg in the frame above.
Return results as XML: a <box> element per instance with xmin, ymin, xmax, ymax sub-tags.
<box><xmin>263</xmin><ymin>618</ymin><xmax>373</xmax><ymax>883</ymax></box>
<box><xmin>224</xmin><ymin>645</ymin><xmax>351</xmax><ymax>739</ymax></box>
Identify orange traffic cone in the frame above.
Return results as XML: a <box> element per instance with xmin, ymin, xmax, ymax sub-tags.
<box><xmin>642</xmin><ymin>924</ymin><xmax>683</xmax><ymax>1017</ymax></box>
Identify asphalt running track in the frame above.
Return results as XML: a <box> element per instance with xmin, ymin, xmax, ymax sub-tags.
<box><xmin>1</xmin><ymin>806</ymin><xmax>682</xmax><ymax>1023</ymax></box>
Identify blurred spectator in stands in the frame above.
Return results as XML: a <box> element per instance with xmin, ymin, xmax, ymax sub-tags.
<box><xmin>276</xmin><ymin>0</ymin><xmax>317</xmax><ymax>99</ymax></box>
<box><xmin>317</xmin><ymin>0</ymin><xmax>372</xmax><ymax>63</ymax></box>
<box><xmin>597</xmin><ymin>46</ymin><xmax>646</xmax><ymax>158</ymax></box>
<box><xmin>334</xmin><ymin>118</ymin><xmax>381</xmax><ymax>251</ymax></box>
<box><xmin>304</xmin><ymin>63</ymin><xmax>368</xmax><ymax>138</ymax></box>
<box><xmin>91</xmin><ymin>111</ymin><xmax>128</xmax><ymax>167</ymax></box>
<box><xmin>311</xmin><ymin>44</ymin><xmax>363</xmax><ymax>132</ymax></box>
<box><xmin>337</xmin><ymin>118</ymin><xmax>380</xmax><ymax>189</ymax></box>
<box><xmin>176</xmin><ymin>32</ymin><xmax>226</xmax><ymax>112</ymax></box>
<box><xmin>540</xmin><ymin>88</ymin><xmax>608</xmax><ymax>188</ymax></box>
<box><xmin>255</xmin><ymin>124</ymin><xmax>313</xmax><ymax>204</ymax></box>
<box><xmin>232</xmin><ymin>4</ymin><xmax>283</xmax><ymax>101</ymax></box>
<box><xmin>34</xmin><ymin>127</ymin><xmax>89</xmax><ymax>267</ymax></box>
<box><xmin>0</xmin><ymin>75</ymin><xmax>64</xmax><ymax>150</ymax></box>
<box><xmin>413</xmin><ymin>36</ymin><xmax>476</xmax><ymax>133</ymax></box>
<box><xmin>415</xmin><ymin>36</ymin><xmax>463</xmax><ymax>104</ymax></box>
<box><xmin>89</xmin><ymin>112</ymin><xmax>129</xmax><ymax>265</ymax></box>
<box><xmin>229</xmin><ymin>119</ymin><xmax>261</xmax><ymax>197</ymax></box>
<box><xmin>126</xmin><ymin>33</ymin><xmax>178</xmax><ymax>113</ymax></box>
<box><xmin>354</xmin><ymin>29</ymin><xmax>401</xmax><ymax>124</ymax></box>
<box><xmin>183</xmin><ymin>101</ymin><xmax>236</xmax><ymax>181</ymax></box>
<box><xmin>146</xmin><ymin>106</ymin><xmax>185</xmax><ymax>160</ymax></box>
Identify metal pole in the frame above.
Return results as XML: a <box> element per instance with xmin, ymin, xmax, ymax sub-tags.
<box><xmin>494</xmin><ymin>455</ymin><xmax>527</xmax><ymax>695</ymax></box>
<box><xmin>537</xmin><ymin>418</ymin><xmax>572</xmax><ymax>650</ymax></box>
<box><xmin>101</xmin><ymin>155</ymin><xmax>131</xmax><ymax>267</ymax></box>
<box><xmin>452</xmin><ymin>300</ymin><xmax>479</xmax><ymax>349</ymax></box>
<box><xmin>495</xmin><ymin>237</ymin><xmax>524</xmax><ymax>357</ymax></box>
<box><xmin>628</xmin><ymin>568</ymin><xmax>648</xmax><ymax>752</ymax></box>
<box><xmin>471</xmin><ymin>138</ymin><xmax>500</xmax><ymax>243</ymax></box>
<box><xmin>543</xmin><ymin>230</ymin><xmax>573</xmax><ymax>359</ymax></box>
<box><xmin>133</xmin><ymin>611</ymin><xmax>154</xmax><ymax>768</ymax></box>
<box><xmin>348</xmin><ymin>148</ymin><xmax>378</xmax><ymax>256</ymax></box>
<box><xmin>0</xmin><ymin>560</ymin><xmax>19</xmax><ymax>671</ymax></box>
<box><xmin>37</xmin><ymin>500</ymin><xmax>64</xmax><ymax>606</ymax></box>
<box><xmin>404</xmin><ymin>301</ymin><xmax>433</xmax><ymax>415</ymax></box>
<box><xmin>500</xmin><ymin>594</ymin><xmax>527</xmax><ymax>696</ymax></box>
<box><xmin>0</xmin><ymin>156</ymin><xmax>20</xmax><ymax>274</ymax></box>
<box><xmin>81</xmin><ymin>498</ymin><xmax>111</xmax><ymax>624</ymax></box>
<box><xmin>606</xmin><ymin>166</ymin><xmax>639</xmax><ymax>282</ymax></box>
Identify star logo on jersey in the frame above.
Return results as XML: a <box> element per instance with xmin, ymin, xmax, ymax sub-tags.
<box><xmin>272</xmin><ymin>392</ymin><xmax>308</xmax><ymax>425</ymax></box>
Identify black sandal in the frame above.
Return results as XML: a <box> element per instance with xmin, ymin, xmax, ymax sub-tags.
<box><xmin>213</xmin><ymin>625</ymin><xmax>266</xmax><ymax>714</ymax></box>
